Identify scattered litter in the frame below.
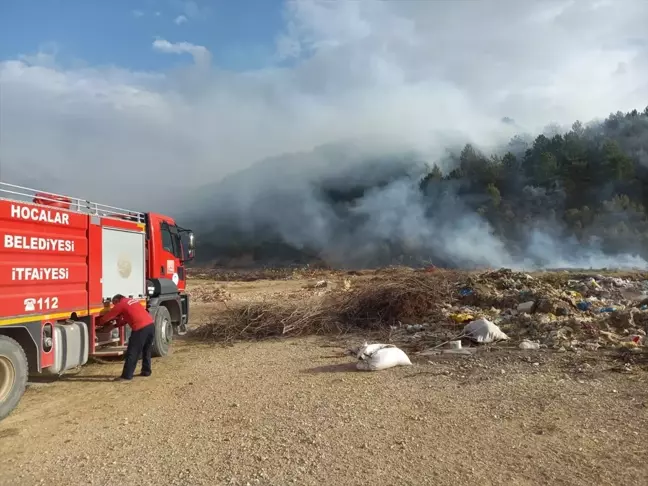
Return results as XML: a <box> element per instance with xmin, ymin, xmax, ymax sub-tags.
<box><xmin>519</xmin><ymin>340</ymin><xmax>540</xmax><ymax>350</ymax></box>
<box><xmin>406</xmin><ymin>324</ymin><xmax>425</xmax><ymax>332</ymax></box>
<box><xmin>449</xmin><ymin>312</ymin><xmax>474</xmax><ymax>323</ymax></box>
<box><xmin>193</xmin><ymin>267</ymin><xmax>648</xmax><ymax>353</ymax></box>
<box><xmin>418</xmin><ymin>347</ymin><xmax>477</xmax><ymax>356</ymax></box>
<box><xmin>440</xmin><ymin>348</ymin><xmax>476</xmax><ymax>355</ymax></box>
<box><xmin>628</xmin><ymin>335</ymin><xmax>644</xmax><ymax>345</ymax></box>
<box><xmin>577</xmin><ymin>301</ymin><xmax>592</xmax><ymax>311</ymax></box>
<box><xmin>517</xmin><ymin>301</ymin><xmax>535</xmax><ymax>314</ymax></box>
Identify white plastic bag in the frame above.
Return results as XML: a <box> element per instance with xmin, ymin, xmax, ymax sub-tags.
<box><xmin>355</xmin><ymin>342</ymin><xmax>412</xmax><ymax>371</ymax></box>
<box><xmin>463</xmin><ymin>318</ymin><xmax>508</xmax><ymax>343</ymax></box>
<box><xmin>519</xmin><ymin>339</ymin><xmax>540</xmax><ymax>350</ymax></box>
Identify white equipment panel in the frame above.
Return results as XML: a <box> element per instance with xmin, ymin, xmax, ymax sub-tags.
<box><xmin>101</xmin><ymin>227</ymin><xmax>146</xmax><ymax>299</ymax></box>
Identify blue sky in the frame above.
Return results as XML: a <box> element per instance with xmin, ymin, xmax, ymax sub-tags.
<box><xmin>0</xmin><ymin>0</ymin><xmax>286</xmax><ymax>71</ymax></box>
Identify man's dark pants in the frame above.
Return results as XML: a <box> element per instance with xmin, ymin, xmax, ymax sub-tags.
<box><xmin>121</xmin><ymin>323</ymin><xmax>155</xmax><ymax>380</ymax></box>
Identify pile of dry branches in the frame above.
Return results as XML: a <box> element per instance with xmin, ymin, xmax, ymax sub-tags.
<box><xmin>192</xmin><ymin>271</ymin><xmax>460</xmax><ymax>343</ymax></box>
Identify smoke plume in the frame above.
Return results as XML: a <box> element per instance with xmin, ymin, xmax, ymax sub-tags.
<box><xmin>190</xmin><ymin>110</ymin><xmax>648</xmax><ymax>270</ymax></box>
<box><xmin>2</xmin><ymin>1</ymin><xmax>648</xmax><ymax>271</ymax></box>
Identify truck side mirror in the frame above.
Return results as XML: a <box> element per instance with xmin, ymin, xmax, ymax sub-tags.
<box><xmin>187</xmin><ymin>232</ymin><xmax>195</xmax><ymax>260</ymax></box>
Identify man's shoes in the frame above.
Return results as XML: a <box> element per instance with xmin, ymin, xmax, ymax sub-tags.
<box><xmin>114</xmin><ymin>376</ymin><xmax>132</xmax><ymax>382</ymax></box>
<box><xmin>140</xmin><ymin>372</ymin><xmax>151</xmax><ymax>377</ymax></box>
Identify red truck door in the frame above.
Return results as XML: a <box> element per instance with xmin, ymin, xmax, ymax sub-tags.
<box><xmin>147</xmin><ymin>213</ymin><xmax>187</xmax><ymax>292</ymax></box>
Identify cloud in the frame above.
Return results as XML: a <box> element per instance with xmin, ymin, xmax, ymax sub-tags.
<box><xmin>174</xmin><ymin>15</ymin><xmax>188</xmax><ymax>25</ymax></box>
<box><xmin>132</xmin><ymin>10</ymin><xmax>144</xmax><ymax>18</ymax></box>
<box><xmin>17</xmin><ymin>41</ymin><xmax>59</xmax><ymax>67</ymax></box>
<box><xmin>151</xmin><ymin>38</ymin><xmax>211</xmax><ymax>66</ymax></box>
<box><xmin>1</xmin><ymin>0</ymin><xmax>647</xmax><ymax>215</ymax></box>
<box><xmin>171</xmin><ymin>0</ymin><xmax>208</xmax><ymax>20</ymax></box>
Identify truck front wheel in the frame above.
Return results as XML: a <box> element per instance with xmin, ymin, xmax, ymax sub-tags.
<box><xmin>151</xmin><ymin>306</ymin><xmax>172</xmax><ymax>358</ymax></box>
<box><xmin>0</xmin><ymin>335</ymin><xmax>28</xmax><ymax>421</ymax></box>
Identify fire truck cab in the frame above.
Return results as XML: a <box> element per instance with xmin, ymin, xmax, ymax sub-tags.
<box><xmin>0</xmin><ymin>182</ymin><xmax>196</xmax><ymax>421</ymax></box>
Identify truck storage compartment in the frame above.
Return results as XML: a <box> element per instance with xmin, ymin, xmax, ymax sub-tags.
<box><xmin>43</xmin><ymin>321</ymin><xmax>89</xmax><ymax>375</ymax></box>
<box><xmin>101</xmin><ymin>227</ymin><xmax>146</xmax><ymax>300</ymax></box>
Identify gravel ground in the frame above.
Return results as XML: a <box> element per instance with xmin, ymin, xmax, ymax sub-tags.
<box><xmin>1</xmin><ymin>333</ymin><xmax>648</xmax><ymax>486</ymax></box>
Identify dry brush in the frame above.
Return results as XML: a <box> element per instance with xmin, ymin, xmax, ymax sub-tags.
<box><xmin>191</xmin><ymin>270</ymin><xmax>462</xmax><ymax>343</ymax></box>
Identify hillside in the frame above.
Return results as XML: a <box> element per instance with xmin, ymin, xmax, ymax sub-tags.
<box><xmin>190</xmin><ymin>107</ymin><xmax>648</xmax><ymax>269</ymax></box>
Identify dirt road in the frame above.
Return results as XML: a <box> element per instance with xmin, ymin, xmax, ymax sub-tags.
<box><xmin>1</xmin><ymin>329</ymin><xmax>648</xmax><ymax>486</ymax></box>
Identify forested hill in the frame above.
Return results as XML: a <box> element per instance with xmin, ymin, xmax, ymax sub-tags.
<box><xmin>194</xmin><ymin>106</ymin><xmax>648</xmax><ymax>269</ymax></box>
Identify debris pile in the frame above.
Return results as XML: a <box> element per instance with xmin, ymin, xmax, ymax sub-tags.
<box><xmin>192</xmin><ymin>272</ymin><xmax>459</xmax><ymax>342</ymax></box>
<box><xmin>193</xmin><ymin>267</ymin><xmax>648</xmax><ymax>352</ymax></box>
<box><xmin>420</xmin><ymin>269</ymin><xmax>648</xmax><ymax>352</ymax></box>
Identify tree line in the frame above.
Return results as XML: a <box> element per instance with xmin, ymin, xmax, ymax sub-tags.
<box><xmin>419</xmin><ymin>106</ymin><xmax>648</xmax><ymax>259</ymax></box>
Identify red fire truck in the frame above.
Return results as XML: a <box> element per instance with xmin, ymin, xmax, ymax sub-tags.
<box><xmin>0</xmin><ymin>182</ymin><xmax>196</xmax><ymax>420</ymax></box>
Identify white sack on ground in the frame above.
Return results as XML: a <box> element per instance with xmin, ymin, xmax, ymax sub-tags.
<box><xmin>463</xmin><ymin>318</ymin><xmax>509</xmax><ymax>343</ymax></box>
<box><xmin>355</xmin><ymin>343</ymin><xmax>412</xmax><ymax>371</ymax></box>
<box><xmin>356</xmin><ymin>342</ymin><xmax>391</xmax><ymax>360</ymax></box>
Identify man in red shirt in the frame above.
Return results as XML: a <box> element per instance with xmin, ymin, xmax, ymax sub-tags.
<box><xmin>97</xmin><ymin>294</ymin><xmax>155</xmax><ymax>381</ymax></box>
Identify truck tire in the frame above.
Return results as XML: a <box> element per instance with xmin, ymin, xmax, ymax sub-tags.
<box><xmin>151</xmin><ymin>306</ymin><xmax>172</xmax><ymax>358</ymax></box>
<box><xmin>0</xmin><ymin>335</ymin><xmax>28</xmax><ymax>421</ymax></box>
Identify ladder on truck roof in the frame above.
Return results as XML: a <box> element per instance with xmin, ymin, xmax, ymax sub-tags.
<box><xmin>0</xmin><ymin>181</ymin><xmax>146</xmax><ymax>223</ymax></box>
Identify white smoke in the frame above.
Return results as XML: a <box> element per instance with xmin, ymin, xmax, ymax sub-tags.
<box><xmin>2</xmin><ymin>1</ymin><xmax>648</xmax><ymax>269</ymax></box>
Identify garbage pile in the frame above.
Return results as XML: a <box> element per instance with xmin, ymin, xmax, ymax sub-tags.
<box><xmin>193</xmin><ymin>266</ymin><xmax>648</xmax><ymax>351</ymax></box>
<box><xmin>400</xmin><ymin>268</ymin><xmax>648</xmax><ymax>352</ymax></box>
